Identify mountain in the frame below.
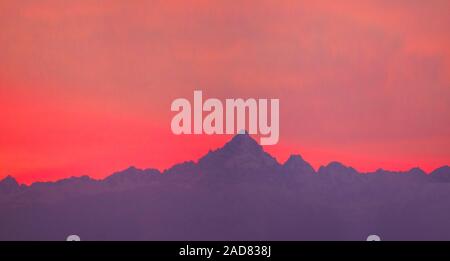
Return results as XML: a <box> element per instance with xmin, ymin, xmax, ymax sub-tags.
<box><xmin>429</xmin><ymin>166</ymin><xmax>450</xmax><ymax>182</ymax></box>
<box><xmin>318</xmin><ymin>161</ymin><xmax>358</xmax><ymax>176</ymax></box>
<box><xmin>0</xmin><ymin>134</ymin><xmax>449</xmax><ymax>240</ymax></box>
<box><xmin>280</xmin><ymin>154</ymin><xmax>316</xmax><ymax>186</ymax></box>
<box><xmin>282</xmin><ymin>154</ymin><xmax>315</xmax><ymax>176</ymax></box>
<box><xmin>0</xmin><ymin>176</ymin><xmax>20</xmax><ymax>194</ymax></box>
<box><xmin>105</xmin><ymin>166</ymin><xmax>161</xmax><ymax>187</ymax></box>
<box><xmin>198</xmin><ymin>133</ymin><xmax>279</xmax><ymax>172</ymax></box>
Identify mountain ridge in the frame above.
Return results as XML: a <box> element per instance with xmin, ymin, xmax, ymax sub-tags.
<box><xmin>1</xmin><ymin>133</ymin><xmax>449</xmax><ymax>187</ymax></box>
<box><xmin>1</xmin><ymin>133</ymin><xmax>450</xmax><ymax>240</ymax></box>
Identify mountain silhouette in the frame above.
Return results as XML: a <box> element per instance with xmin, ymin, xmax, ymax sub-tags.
<box><xmin>198</xmin><ymin>133</ymin><xmax>279</xmax><ymax>170</ymax></box>
<box><xmin>0</xmin><ymin>134</ymin><xmax>450</xmax><ymax>240</ymax></box>
<box><xmin>0</xmin><ymin>176</ymin><xmax>20</xmax><ymax>194</ymax></box>
<box><xmin>282</xmin><ymin>154</ymin><xmax>315</xmax><ymax>175</ymax></box>
<box><xmin>105</xmin><ymin>166</ymin><xmax>161</xmax><ymax>187</ymax></box>
<box><xmin>430</xmin><ymin>166</ymin><xmax>450</xmax><ymax>182</ymax></box>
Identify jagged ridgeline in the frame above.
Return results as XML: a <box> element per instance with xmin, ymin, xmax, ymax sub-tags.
<box><xmin>1</xmin><ymin>133</ymin><xmax>449</xmax><ymax>240</ymax></box>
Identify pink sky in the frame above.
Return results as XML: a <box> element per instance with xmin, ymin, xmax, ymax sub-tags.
<box><xmin>0</xmin><ymin>0</ymin><xmax>449</xmax><ymax>184</ymax></box>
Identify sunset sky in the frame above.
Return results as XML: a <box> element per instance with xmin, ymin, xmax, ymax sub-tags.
<box><xmin>1</xmin><ymin>0</ymin><xmax>449</xmax><ymax>184</ymax></box>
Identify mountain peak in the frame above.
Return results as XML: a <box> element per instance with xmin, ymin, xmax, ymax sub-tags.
<box><xmin>431</xmin><ymin>165</ymin><xmax>450</xmax><ymax>174</ymax></box>
<box><xmin>283</xmin><ymin>154</ymin><xmax>316</xmax><ymax>175</ymax></box>
<box><xmin>0</xmin><ymin>175</ymin><xmax>20</xmax><ymax>193</ymax></box>
<box><xmin>285</xmin><ymin>154</ymin><xmax>305</xmax><ymax>164</ymax></box>
<box><xmin>430</xmin><ymin>165</ymin><xmax>450</xmax><ymax>182</ymax></box>
<box><xmin>198</xmin><ymin>133</ymin><xmax>279</xmax><ymax>171</ymax></box>
<box><xmin>318</xmin><ymin>161</ymin><xmax>358</xmax><ymax>175</ymax></box>
<box><xmin>407</xmin><ymin>167</ymin><xmax>426</xmax><ymax>175</ymax></box>
<box><xmin>0</xmin><ymin>175</ymin><xmax>18</xmax><ymax>186</ymax></box>
<box><xmin>105</xmin><ymin>166</ymin><xmax>161</xmax><ymax>185</ymax></box>
<box><xmin>54</xmin><ymin>175</ymin><xmax>95</xmax><ymax>186</ymax></box>
<box><xmin>224</xmin><ymin>131</ymin><xmax>261</xmax><ymax>150</ymax></box>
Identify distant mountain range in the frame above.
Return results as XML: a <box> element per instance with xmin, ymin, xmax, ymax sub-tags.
<box><xmin>1</xmin><ymin>133</ymin><xmax>449</xmax><ymax>240</ymax></box>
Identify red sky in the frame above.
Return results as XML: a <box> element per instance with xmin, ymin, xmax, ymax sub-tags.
<box><xmin>1</xmin><ymin>0</ymin><xmax>449</xmax><ymax>184</ymax></box>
